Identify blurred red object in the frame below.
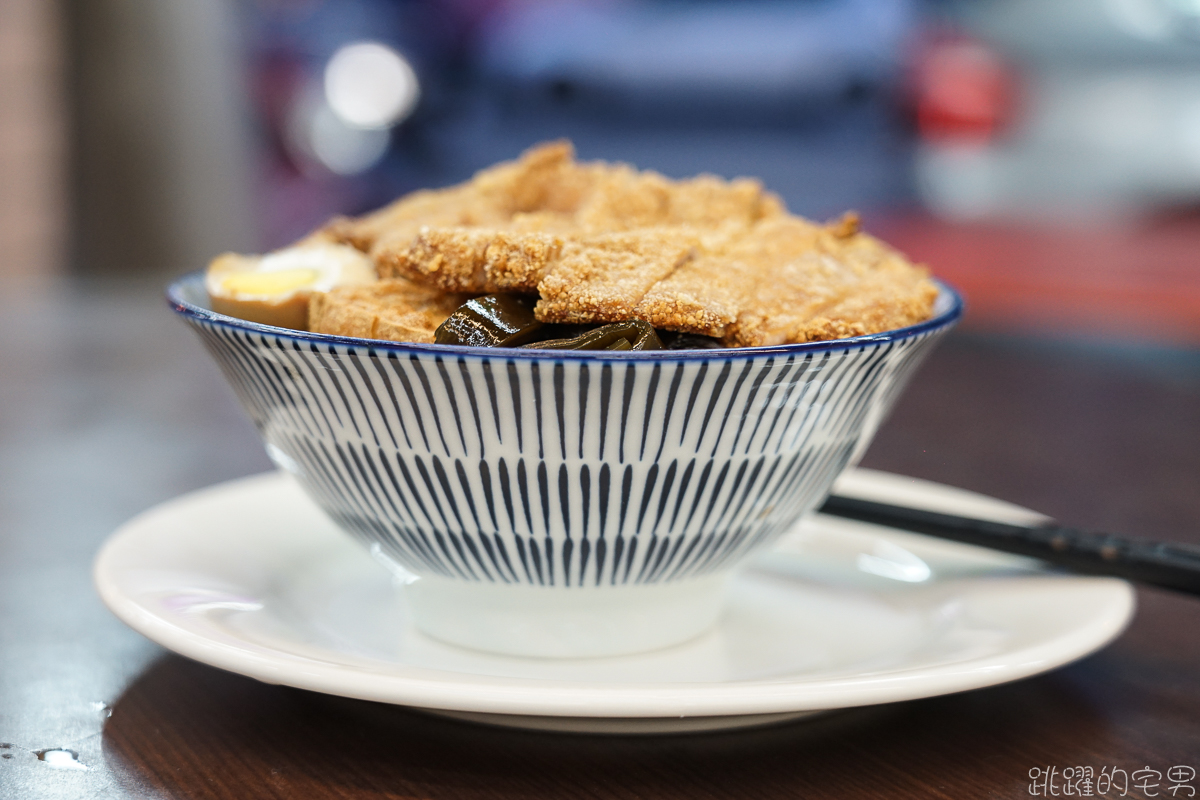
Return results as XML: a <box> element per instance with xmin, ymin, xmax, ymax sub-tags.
<box><xmin>910</xmin><ymin>33</ymin><xmax>1018</xmax><ymax>144</ymax></box>
<box><xmin>875</xmin><ymin>213</ymin><xmax>1200</xmax><ymax>344</ymax></box>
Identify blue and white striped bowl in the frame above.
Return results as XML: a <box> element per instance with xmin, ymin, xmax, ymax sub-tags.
<box><xmin>169</xmin><ymin>274</ymin><xmax>962</xmax><ymax>657</ymax></box>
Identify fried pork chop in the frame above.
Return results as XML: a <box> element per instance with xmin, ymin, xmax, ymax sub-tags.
<box><xmin>308</xmin><ymin>279</ymin><xmax>472</xmax><ymax>344</ymax></box>
<box><xmin>314</xmin><ymin>142</ymin><xmax>937</xmax><ymax>346</ymax></box>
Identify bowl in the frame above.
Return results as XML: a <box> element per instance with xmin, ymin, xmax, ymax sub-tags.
<box><xmin>169</xmin><ymin>273</ymin><xmax>962</xmax><ymax>657</ymax></box>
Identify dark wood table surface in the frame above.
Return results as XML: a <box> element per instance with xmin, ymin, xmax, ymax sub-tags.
<box><xmin>2</xmin><ymin>280</ymin><xmax>1198</xmax><ymax>800</ymax></box>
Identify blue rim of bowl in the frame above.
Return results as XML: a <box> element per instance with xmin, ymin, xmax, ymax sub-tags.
<box><xmin>167</xmin><ymin>271</ymin><xmax>963</xmax><ymax>361</ymax></box>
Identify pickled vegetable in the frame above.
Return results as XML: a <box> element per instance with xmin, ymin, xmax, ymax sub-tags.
<box><xmin>436</xmin><ymin>294</ymin><xmax>669</xmax><ymax>351</ymax></box>
<box><xmin>521</xmin><ymin>320</ymin><xmax>663</xmax><ymax>351</ymax></box>
<box><xmin>662</xmin><ymin>332</ymin><xmax>724</xmax><ymax>350</ymax></box>
<box><xmin>434</xmin><ymin>294</ymin><xmax>543</xmax><ymax>347</ymax></box>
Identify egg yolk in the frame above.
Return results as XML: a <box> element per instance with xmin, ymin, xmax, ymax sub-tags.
<box><xmin>220</xmin><ymin>268</ymin><xmax>321</xmax><ymax>297</ymax></box>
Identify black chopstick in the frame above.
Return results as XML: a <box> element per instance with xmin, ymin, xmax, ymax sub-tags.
<box><xmin>817</xmin><ymin>494</ymin><xmax>1200</xmax><ymax>597</ymax></box>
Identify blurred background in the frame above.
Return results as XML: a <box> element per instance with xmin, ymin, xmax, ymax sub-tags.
<box><xmin>3</xmin><ymin>0</ymin><xmax>1199</xmax><ymax>342</ymax></box>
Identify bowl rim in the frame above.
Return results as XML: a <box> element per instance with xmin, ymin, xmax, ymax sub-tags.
<box><xmin>167</xmin><ymin>271</ymin><xmax>963</xmax><ymax>361</ymax></box>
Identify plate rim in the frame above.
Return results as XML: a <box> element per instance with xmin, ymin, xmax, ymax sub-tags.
<box><xmin>93</xmin><ymin>469</ymin><xmax>1135</xmax><ymax>719</ymax></box>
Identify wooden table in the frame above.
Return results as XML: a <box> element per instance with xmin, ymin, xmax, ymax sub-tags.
<box><xmin>1</xmin><ymin>281</ymin><xmax>1198</xmax><ymax>799</ymax></box>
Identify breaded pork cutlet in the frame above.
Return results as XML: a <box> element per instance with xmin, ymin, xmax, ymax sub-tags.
<box><xmin>536</xmin><ymin>229</ymin><xmax>701</xmax><ymax>324</ymax></box>
<box><xmin>309</xmin><ymin>142</ymin><xmax>937</xmax><ymax>346</ymax></box>
<box><xmin>369</xmin><ymin>142</ymin><xmax>778</xmax><ymax>291</ymax></box>
<box><xmin>633</xmin><ymin>216</ymin><xmax>822</xmax><ymax>340</ymax></box>
<box><xmin>325</xmin><ymin>141</ymin><xmax>595</xmax><ymax>253</ymax></box>
<box><xmin>309</xmin><ymin>279</ymin><xmax>472</xmax><ymax>343</ymax></box>
<box><xmin>717</xmin><ymin>215</ymin><xmax>938</xmax><ymax>346</ymax></box>
<box><xmin>379</xmin><ymin>227</ymin><xmax>567</xmax><ymax>294</ymax></box>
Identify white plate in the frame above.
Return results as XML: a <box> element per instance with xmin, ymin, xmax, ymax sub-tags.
<box><xmin>94</xmin><ymin>469</ymin><xmax>1134</xmax><ymax>734</ymax></box>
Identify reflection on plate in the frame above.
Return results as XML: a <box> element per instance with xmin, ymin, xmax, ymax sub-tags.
<box><xmin>94</xmin><ymin>469</ymin><xmax>1133</xmax><ymax>734</ymax></box>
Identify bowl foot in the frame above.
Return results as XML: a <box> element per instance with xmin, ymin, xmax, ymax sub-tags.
<box><xmin>405</xmin><ymin>573</ymin><xmax>728</xmax><ymax>658</ymax></box>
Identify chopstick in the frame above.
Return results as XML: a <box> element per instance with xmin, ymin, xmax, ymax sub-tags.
<box><xmin>817</xmin><ymin>494</ymin><xmax>1200</xmax><ymax>597</ymax></box>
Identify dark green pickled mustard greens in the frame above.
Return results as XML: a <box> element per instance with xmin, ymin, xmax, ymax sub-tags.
<box><xmin>434</xmin><ymin>295</ymin><xmax>543</xmax><ymax>347</ymax></box>
<box><xmin>435</xmin><ymin>294</ymin><xmax>728</xmax><ymax>351</ymax></box>
<box><xmin>662</xmin><ymin>332</ymin><xmax>724</xmax><ymax>350</ymax></box>
<box><xmin>521</xmin><ymin>320</ymin><xmax>663</xmax><ymax>351</ymax></box>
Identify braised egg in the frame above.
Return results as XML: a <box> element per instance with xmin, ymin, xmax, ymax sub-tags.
<box><xmin>205</xmin><ymin>242</ymin><xmax>376</xmax><ymax>330</ymax></box>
